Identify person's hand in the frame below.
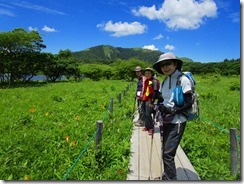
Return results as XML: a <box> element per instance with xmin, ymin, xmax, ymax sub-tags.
<box><xmin>149</xmin><ymin>103</ymin><xmax>154</xmax><ymax>108</ymax></box>
<box><xmin>159</xmin><ymin>105</ymin><xmax>174</xmax><ymax>114</ymax></box>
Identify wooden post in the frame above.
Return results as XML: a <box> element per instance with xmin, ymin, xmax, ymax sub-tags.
<box><xmin>118</xmin><ymin>93</ymin><xmax>121</xmax><ymax>103</ymax></box>
<box><xmin>230</xmin><ymin>128</ymin><xmax>238</xmax><ymax>176</ymax></box>
<box><xmin>96</xmin><ymin>120</ymin><xmax>103</xmax><ymax>150</ymax></box>
<box><xmin>109</xmin><ymin>98</ymin><xmax>113</xmax><ymax>114</ymax></box>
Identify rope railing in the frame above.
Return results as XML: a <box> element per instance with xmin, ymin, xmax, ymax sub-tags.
<box><xmin>200</xmin><ymin>116</ymin><xmax>240</xmax><ymax>140</ymax></box>
<box><xmin>195</xmin><ymin>115</ymin><xmax>240</xmax><ymax>176</ymax></box>
<box><xmin>63</xmin><ymin>128</ymin><xmax>99</xmax><ymax>180</ymax></box>
<box><xmin>62</xmin><ymin>81</ymin><xmax>135</xmax><ymax>180</ymax></box>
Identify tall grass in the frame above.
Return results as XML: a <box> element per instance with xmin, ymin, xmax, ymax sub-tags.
<box><xmin>0</xmin><ymin>79</ymin><xmax>134</xmax><ymax>180</ymax></box>
<box><xmin>0</xmin><ymin>74</ymin><xmax>241</xmax><ymax>180</ymax></box>
<box><xmin>181</xmin><ymin>74</ymin><xmax>240</xmax><ymax>180</ymax></box>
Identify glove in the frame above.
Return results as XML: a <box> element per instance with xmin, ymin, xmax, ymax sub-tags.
<box><xmin>173</xmin><ymin>93</ymin><xmax>193</xmax><ymax>114</ymax></box>
<box><xmin>158</xmin><ymin>105</ymin><xmax>175</xmax><ymax>114</ymax></box>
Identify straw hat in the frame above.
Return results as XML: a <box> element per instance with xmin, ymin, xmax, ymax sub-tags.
<box><xmin>153</xmin><ymin>52</ymin><xmax>183</xmax><ymax>74</ymax></box>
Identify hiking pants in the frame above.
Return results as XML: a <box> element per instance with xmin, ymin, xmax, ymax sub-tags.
<box><xmin>141</xmin><ymin>101</ymin><xmax>154</xmax><ymax>130</ymax></box>
<box><xmin>162</xmin><ymin>122</ymin><xmax>186</xmax><ymax>180</ymax></box>
<box><xmin>137</xmin><ymin>99</ymin><xmax>143</xmax><ymax>120</ymax></box>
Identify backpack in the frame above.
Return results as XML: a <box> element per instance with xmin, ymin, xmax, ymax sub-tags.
<box><xmin>173</xmin><ymin>71</ymin><xmax>200</xmax><ymax>121</ymax></box>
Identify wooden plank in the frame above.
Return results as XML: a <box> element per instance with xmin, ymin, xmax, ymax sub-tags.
<box><xmin>128</xmin><ymin>113</ymin><xmax>200</xmax><ymax>180</ymax></box>
<box><xmin>176</xmin><ymin>146</ymin><xmax>201</xmax><ymax>180</ymax></box>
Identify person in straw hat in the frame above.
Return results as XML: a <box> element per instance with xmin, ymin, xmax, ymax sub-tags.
<box><xmin>141</xmin><ymin>67</ymin><xmax>160</xmax><ymax>135</ymax></box>
<box><xmin>153</xmin><ymin>52</ymin><xmax>193</xmax><ymax>180</ymax></box>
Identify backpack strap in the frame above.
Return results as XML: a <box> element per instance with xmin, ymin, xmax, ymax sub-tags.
<box><xmin>176</xmin><ymin>73</ymin><xmax>184</xmax><ymax>86</ymax></box>
<box><xmin>161</xmin><ymin>77</ymin><xmax>167</xmax><ymax>89</ymax></box>
<box><xmin>152</xmin><ymin>78</ymin><xmax>160</xmax><ymax>91</ymax></box>
<box><xmin>176</xmin><ymin>73</ymin><xmax>196</xmax><ymax>93</ymax></box>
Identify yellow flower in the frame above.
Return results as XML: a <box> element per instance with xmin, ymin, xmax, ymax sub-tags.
<box><xmin>70</xmin><ymin>141</ymin><xmax>76</xmax><ymax>146</ymax></box>
<box><xmin>65</xmin><ymin>135</ymin><xmax>70</xmax><ymax>142</ymax></box>
<box><xmin>75</xmin><ymin>116</ymin><xmax>80</xmax><ymax>120</ymax></box>
<box><xmin>45</xmin><ymin>112</ymin><xmax>49</xmax><ymax>116</ymax></box>
<box><xmin>24</xmin><ymin>175</ymin><xmax>30</xmax><ymax>180</ymax></box>
<box><xmin>29</xmin><ymin>107</ymin><xmax>36</xmax><ymax>113</ymax></box>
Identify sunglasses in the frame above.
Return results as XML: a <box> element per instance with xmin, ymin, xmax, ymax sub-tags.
<box><xmin>160</xmin><ymin>61</ymin><xmax>172</xmax><ymax>68</ymax></box>
<box><xmin>160</xmin><ymin>61</ymin><xmax>172</xmax><ymax>67</ymax></box>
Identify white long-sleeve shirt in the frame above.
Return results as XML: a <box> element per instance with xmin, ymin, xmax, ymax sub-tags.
<box><xmin>160</xmin><ymin>70</ymin><xmax>192</xmax><ymax>124</ymax></box>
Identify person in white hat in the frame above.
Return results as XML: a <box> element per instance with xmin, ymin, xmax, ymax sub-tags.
<box><xmin>134</xmin><ymin>66</ymin><xmax>146</xmax><ymax>126</ymax></box>
<box><xmin>153</xmin><ymin>52</ymin><xmax>193</xmax><ymax>180</ymax></box>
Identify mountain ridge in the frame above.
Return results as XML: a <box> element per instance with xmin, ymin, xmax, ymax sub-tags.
<box><xmin>72</xmin><ymin>45</ymin><xmax>194</xmax><ymax>63</ymax></box>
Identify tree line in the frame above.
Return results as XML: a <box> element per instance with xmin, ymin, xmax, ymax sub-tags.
<box><xmin>0</xmin><ymin>28</ymin><xmax>240</xmax><ymax>85</ymax></box>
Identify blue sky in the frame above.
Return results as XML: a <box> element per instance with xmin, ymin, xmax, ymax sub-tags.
<box><xmin>0</xmin><ymin>0</ymin><xmax>240</xmax><ymax>63</ymax></box>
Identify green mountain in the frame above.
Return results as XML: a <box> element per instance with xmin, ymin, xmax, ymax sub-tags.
<box><xmin>72</xmin><ymin>45</ymin><xmax>163</xmax><ymax>63</ymax></box>
<box><xmin>72</xmin><ymin>45</ymin><xmax>195</xmax><ymax>64</ymax></box>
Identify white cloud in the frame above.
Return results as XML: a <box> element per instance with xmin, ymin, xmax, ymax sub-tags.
<box><xmin>229</xmin><ymin>12</ymin><xmax>239</xmax><ymax>23</ymax></box>
<box><xmin>97</xmin><ymin>20</ymin><xmax>147</xmax><ymax>37</ymax></box>
<box><xmin>0</xmin><ymin>8</ymin><xmax>15</xmax><ymax>17</ymax></box>
<box><xmin>28</xmin><ymin>26</ymin><xmax>38</xmax><ymax>31</ymax></box>
<box><xmin>153</xmin><ymin>34</ymin><xmax>163</xmax><ymax>40</ymax></box>
<box><xmin>143</xmin><ymin>45</ymin><xmax>158</xmax><ymax>51</ymax></box>
<box><xmin>0</xmin><ymin>3</ymin><xmax>14</xmax><ymax>9</ymax></box>
<box><xmin>11</xmin><ymin>2</ymin><xmax>66</xmax><ymax>15</ymax></box>
<box><xmin>165</xmin><ymin>44</ymin><xmax>175</xmax><ymax>50</ymax></box>
<box><xmin>42</xmin><ymin>25</ymin><xmax>57</xmax><ymax>32</ymax></box>
<box><xmin>132</xmin><ymin>0</ymin><xmax>217</xmax><ymax>30</ymax></box>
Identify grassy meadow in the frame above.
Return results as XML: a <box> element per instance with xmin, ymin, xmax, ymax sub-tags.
<box><xmin>0</xmin><ymin>79</ymin><xmax>134</xmax><ymax>180</ymax></box>
<box><xmin>180</xmin><ymin>74</ymin><xmax>240</xmax><ymax>180</ymax></box>
<box><xmin>0</xmin><ymin>74</ymin><xmax>241</xmax><ymax>180</ymax></box>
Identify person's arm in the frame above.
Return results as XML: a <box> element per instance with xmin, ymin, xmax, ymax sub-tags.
<box><xmin>159</xmin><ymin>93</ymin><xmax>192</xmax><ymax>114</ymax></box>
<box><xmin>151</xmin><ymin>79</ymin><xmax>160</xmax><ymax>104</ymax></box>
<box><xmin>173</xmin><ymin>93</ymin><xmax>192</xmax><ymax>113</ymax></box>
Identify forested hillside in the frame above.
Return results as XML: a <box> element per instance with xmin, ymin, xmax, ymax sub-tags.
<box><xmin>0</xmin><ymin>28</ymin><xmax>240</xmax><ymax>85</ymax></box>
<box><xmin>72</xmin><ymin>45</ymin><xmax>163</xmax><ymax>64</ymax></box>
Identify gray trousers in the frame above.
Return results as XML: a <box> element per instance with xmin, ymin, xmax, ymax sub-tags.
<box><xmin>162</xmin><ymin>122</ymin><xmax>186</xmax><ymax>180</ymax></box>
<box><xmin>141</xmin><ymin>101</ymin><xmax>154</xmax><ymax>130</ymax></box>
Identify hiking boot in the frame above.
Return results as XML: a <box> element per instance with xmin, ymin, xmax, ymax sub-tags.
<box><xmin>161</xmin><ymin>174</ymin><xmax>168</xmax><ymax>180</ymax></box>
<box><xmin>142</xmin><ymin>127</ymin><xmax>148</xmax><ymax>131</ymax></box>
<box><xmin>154</xmin><ymin>175</ymin><xmax>169</xmax><ymax>180</ymax></box>
<box><xmin>138</xmin><ymin>119</ymin><xmax>145</xmax><ymax>126</ymax></box>
<box><xmin>148</xmin><ymin>129</ymin><xmax>153</xmax><ymax>135</ymax></box>
<box><xmin>154</xmin><ymin>176</ymin><xmax>161</xmax><ymax>180</ymax></box>
<box><xmin>134</xmin><ymin>122</ymin><xmax>143</xmax><ymax>127</ymax></box>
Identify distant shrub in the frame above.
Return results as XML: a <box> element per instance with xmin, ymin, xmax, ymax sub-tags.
<box><xmin>229</xmin><ymin>82</ymin><xmax>240</xmax><ymax>91</ymax></box>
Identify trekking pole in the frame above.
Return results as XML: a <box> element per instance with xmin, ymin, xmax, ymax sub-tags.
<box><xmin>138</xmin><ymin>124</ymin><xmax>140</xmax><ymax>180</ymax></box>
<box><xmin>133</xmin><ymin>97</ymin><xmax>136</xmax><ymax>113</ymax></box>
<box><xmin>153</xmin><ymin>104</ymin><xmax>164</xmax><ymax>180</ymax></box>
<box><xmin>159</xmin><ymin>123</ymin><xmax>164</xmax><ymax>180</ymax></box>
<box><xmin>148</xmin><ymin>127</ymin><xmax>154</xmax><ymax>180</ymax></box>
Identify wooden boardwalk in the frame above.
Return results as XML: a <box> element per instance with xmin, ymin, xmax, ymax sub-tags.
<box><xmin>127</xmin><ymin>113</ymin><xmax>200</xmax><ymax>181</ymax></box>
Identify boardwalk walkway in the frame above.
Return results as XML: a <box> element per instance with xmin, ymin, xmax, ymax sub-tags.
<box><xmin>127</xmin><ymin>113</ymin><xmax>200</xmax><ymax>181</ymax></box>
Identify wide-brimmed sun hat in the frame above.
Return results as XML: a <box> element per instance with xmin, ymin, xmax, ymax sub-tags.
<box><xmin>134</xmin><ymin>66</ymin><xmax>142</xmax><ymax>72</ymax></box>
<box><xmin>153</xmin><ymin>52</ymin><xmax>183</xmax><ymax>74</ymax></box>
<box><xmin>144</xmin><ymin>67</ymin><xmax>154</xmax><ymax>75</ymax></box>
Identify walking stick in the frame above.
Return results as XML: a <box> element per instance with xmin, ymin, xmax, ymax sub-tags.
<box><xmin>148</xmin><ymin>127</ymin><xmax>154</xmax><ymax>180</ymax></box>
<box><xmin>133</xmin><ymin>97</ymin><xmax>136</xmax><ymax>113</ymax></box>
<box><xmin>159</xmin><ymin>123</ymin><xmax>164</xmax><ymax>180</ymax></box>
<box><xmin>138</xmin><ymin>124</ymin><xmax>140</xmax><ymax>180</ymax></box>
<box><xmin>153</xmin><ymin>104</ymin><xmax>164</xmax><ymax>180</ymax></box>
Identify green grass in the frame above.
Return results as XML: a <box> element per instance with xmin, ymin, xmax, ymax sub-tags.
<box><xmin>0</xmin><ymin>74</ymin><xmax>241</xmax><ymax>180</ymax></box>
<box><xmin>0</xmin><ymin>79</ymin><xmax>135</xmax><ymax>180</ymax></box>
<box><xmin>181</xmin><ymin>74</ymin><xmax>240</xmax><ymax>180</ymax></box>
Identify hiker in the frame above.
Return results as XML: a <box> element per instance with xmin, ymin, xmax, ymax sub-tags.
<box><xmin>134</xmin><ymin>66</ymin><xmax>146</xmax><ymax>126</ymax></box>
<box><xmin>141</xmin><ymin>67</ymin><xmax>160</xmax><ymax>135</ymax></box>
<box><xmin>152</xmin><ymin>52</ymin><xmax>193</xmax><ymax>180</ymax></box>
